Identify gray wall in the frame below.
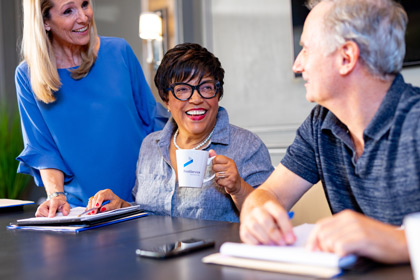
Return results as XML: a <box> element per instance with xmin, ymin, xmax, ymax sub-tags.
<box><xmin>0</xmin><ymin>0</ymin><xmax>21</xmax><ymax>108</ymax></box>
<box><xmin>94</xmin><ymin>0</ymin><xmax>143</xmax><ymax>62</ymax></box>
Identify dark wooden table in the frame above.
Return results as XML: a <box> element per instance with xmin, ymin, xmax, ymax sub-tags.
<box><xmin>0</xmin><ymin>205</ymin><xmax>414</xmax><ymax>280</ymax></box>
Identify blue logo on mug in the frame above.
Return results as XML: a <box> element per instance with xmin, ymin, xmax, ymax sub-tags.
<box><xmin>184</xmin><ymin>157</ymin><xmax>193</xmax><ymax>167</ymax></box>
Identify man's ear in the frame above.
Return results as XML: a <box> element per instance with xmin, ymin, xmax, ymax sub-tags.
<box><xmin>338</xmin><ymin>41</ymin><xmax>359</xmax><ymax>76</ymax></box>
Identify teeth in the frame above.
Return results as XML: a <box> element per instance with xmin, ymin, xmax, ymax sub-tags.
<box><xmin>74</xmin><ymin>26</ymin><xmax>88</xmax><ymax>32</ymax></box>
<box><xmin>186</xmin><ymin>110</ymin><xmax>206</xmax><ymax>116</ymax></box>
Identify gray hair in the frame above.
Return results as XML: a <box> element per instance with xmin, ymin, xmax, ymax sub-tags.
<box><xmin>306</xmin><ymin>0</ymin><xmax>407</xmax><ymax>80</ymax></box>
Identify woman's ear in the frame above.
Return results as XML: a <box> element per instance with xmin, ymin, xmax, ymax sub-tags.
<box><xmin>166</xmin><ymin>101</ymin><xmax>171</xmax><ymax>112</ymax></box>
<box><xmin>44</xmin><ymin>22</ymin><xmax>51</xmax><ymax>31</ymax></box>
<box><xmin>338</xmin><ymin>41</ymin><xmax>359</xmax><ymax>76</ymax></box>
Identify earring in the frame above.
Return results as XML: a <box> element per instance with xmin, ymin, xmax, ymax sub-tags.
<box><xmin>45</xmin><ymin>27</ymin><xmax>51</xmax><ymax>32</ymax></box>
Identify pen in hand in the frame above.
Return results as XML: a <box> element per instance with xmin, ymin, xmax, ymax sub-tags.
<box><xmin>78</xmin><ymin>200</ymin><xmax>111</xmax><ymax>217</ymax></box>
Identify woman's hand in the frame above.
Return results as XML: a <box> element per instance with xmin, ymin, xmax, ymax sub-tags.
<box><xmin>37</xmin><ymin>168</ymin><xmax>69</xmax><ymax>217</ymax></box>
<box><xmin>209</xmin><ymin>149</ymin><xmax>254</xmax><ymax>210</ymax></box>
<box><xmin>210</xmin><ymin>149</ymin><xmax>242</xmax><ymax>195</ymax></box>
<box><xmin>86</xmin><ymin>189</ymin><xmax>131</xmax><ymax>215</ymax></box>
<box><xmin>35</xmin><ymin>195</ymin><xmax>70</xmax><ymax>218</ymax></box>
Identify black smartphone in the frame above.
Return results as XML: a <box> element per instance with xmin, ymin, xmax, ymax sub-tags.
<box><xmin>136</xmin><ymin>238</ymin><xmax>215</xmax><ymax>259</ymax></box>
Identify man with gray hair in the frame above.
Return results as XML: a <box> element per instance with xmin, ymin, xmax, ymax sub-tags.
<box><xmin>240</xmin><ymin>0</ymin><xmax>419</xmax><ymax>264</ymax></box>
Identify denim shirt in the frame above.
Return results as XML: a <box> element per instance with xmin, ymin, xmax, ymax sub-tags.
<box><xmin>133</xmin><ymin>107</ymin><xmax>274</xmax><ymax>222</ymax></box>
<box><xmin>282</xmin><ymin>74</ymin><xmax>420</xmax><ymax>225</ymax></box>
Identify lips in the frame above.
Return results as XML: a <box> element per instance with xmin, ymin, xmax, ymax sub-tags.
<box><xmin>186</xmin><ymin>109</ymin><xmax>207</xmax><ymax>121</ymax></box>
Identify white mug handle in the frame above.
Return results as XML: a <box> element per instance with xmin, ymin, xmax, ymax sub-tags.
<box><xmin>203</xmin><ymin>156</ymin><xmax>215</xmax><ymax>182</ymax></box>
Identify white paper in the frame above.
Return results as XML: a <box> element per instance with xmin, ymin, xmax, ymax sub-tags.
<box><xmin>219</xmin><ymin>224</ymin><xmax>355</xmax><ymax>269</ymax></box>
<box><xmin>0</xmin><ymin>199</ymin><xmax>34</xmax><ymax>208</ymax></box>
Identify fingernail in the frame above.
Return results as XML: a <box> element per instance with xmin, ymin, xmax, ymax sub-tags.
<box><xmin>96</xmin><ymin>203</ymin><xmax>99</xmax><ymax>207</ymax></box>
<box><xmin>285</xmin><ymin>233</ymin><xmax>295</xmax><ymax>244</ymax></box>
<box><xmin>91</xmin><ymin>210</ymin><xmax>95</xmax><ymax>214</ymax></box>
<box><xmin>100</xmin><ymin>207</ymin><xmax>106</xmax><ymax>212</ymax></box>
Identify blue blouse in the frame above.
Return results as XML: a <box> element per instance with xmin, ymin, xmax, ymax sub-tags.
<box><xmin>15</xmin><ymin>36</ymin><xmax>163</xmax><ymax>207</ymax></box>
<box><xmin>133</xmin><ymin>107</ymin><xmax>274</xmax><ymax>222</ymax></box>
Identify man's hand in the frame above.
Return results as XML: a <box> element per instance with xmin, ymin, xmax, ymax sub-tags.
<box><xmin>240</xmin><ymin>200</ymin><xmax>296</xmax><ymax>246</ymax></box>
<box><xmin>306</xmin><ymin>210</ymin><xmax>409</xmax><ymax>264</ymax></box>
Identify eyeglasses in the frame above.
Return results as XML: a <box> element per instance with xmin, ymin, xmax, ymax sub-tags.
<box><xmin>167</xmin><ymin>80</ymin><xmax>221</xmax><ymax>101</ymax></box>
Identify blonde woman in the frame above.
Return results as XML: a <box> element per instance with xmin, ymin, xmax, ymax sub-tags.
<box><xmin>15</xmin><ymin>0</ymin><xmax>164</xmax><ymax>217</ymax></box>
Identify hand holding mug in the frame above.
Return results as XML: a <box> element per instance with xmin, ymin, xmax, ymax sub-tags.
<box><xmin>209</xmin><ymin>149</ymin><xmax>242</xmax><ymax>195</ymax></box>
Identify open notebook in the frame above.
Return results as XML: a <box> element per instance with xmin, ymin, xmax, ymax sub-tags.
<box><xmin>202</xmin><ymin>224</ymin><xmax>358</xmax><ymax>278</ymax></box>
<box><xmin>7</xmin><ymin>205</ymin><xmax>147</xmax><ymax>233</ymax></box>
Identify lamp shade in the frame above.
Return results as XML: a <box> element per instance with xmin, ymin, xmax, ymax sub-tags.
<box><xmin>139</xmin><ymin>12</ymin><xmax>162</xmax><ymax>40</ymax></box>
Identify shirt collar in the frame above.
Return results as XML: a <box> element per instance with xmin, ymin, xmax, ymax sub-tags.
<box><xmin>321</xmin><ymin>74</ymin><xmax>407</xmax><ymax>141</ymax></box>
<box><xmin>210</xmin><ymin>107</ymin><xmax>230</xmax><ymax>146</ymax></box>
<box><xmin>364</xmin><ymin>74</ymin><xmax>407</xmax><ymax>140</ymax></box>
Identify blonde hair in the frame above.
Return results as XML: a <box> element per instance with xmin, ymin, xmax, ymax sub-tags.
<box><xmin>21</xmin><ymin>0</ymin><xmax>98</xmax><ymax>103</ymax></box>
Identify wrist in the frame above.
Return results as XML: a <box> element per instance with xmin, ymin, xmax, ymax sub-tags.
<box><xmin>47</xmin><ymin>191</ymin><xmax>67</xmax><ymax>201</ymax></box>
<box><xmin>121</xmin><ymin>200</ymin><xmax>131</xmax><ymax>208</ymax></box>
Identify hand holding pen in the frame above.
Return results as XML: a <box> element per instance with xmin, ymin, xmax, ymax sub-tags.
<box><xmin>78</xmin><ymin>200</ymin><xmax>111</xmax><ymax>217</ymax></box>
<box><xmin>240</xmin><ymin>200</ymin><xmax>296</xmax><ymax>246</ymax></box>
<box><xmin>86</xmin><ymin>189</ymin><xmax>132</xmax><ymax>215</ymax></box>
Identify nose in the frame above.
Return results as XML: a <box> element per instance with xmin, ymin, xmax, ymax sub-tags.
<box><xmin>188</xmin><ymin>88</ymin><xmax>203</xmax><ymax>104</ymax></box>
<box><xmin>76</xmin><ymin>8</ymin><xmax>89</xmax><ymax>23</ymax></box>
<box><xmin>292</xmin><ymin>50</ymin><xmax>303</xmax><ymax>74</ymax></box>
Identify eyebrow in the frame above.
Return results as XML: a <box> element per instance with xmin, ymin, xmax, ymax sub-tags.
<box><xmin>57</xmin><ymin>1</ymin><xmax>76</xmax><ymax>10</ymax></box>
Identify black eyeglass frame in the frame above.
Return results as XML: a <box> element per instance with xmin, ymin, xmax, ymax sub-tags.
<box><xmin>167</xmin><ymin>81</ymin><xmax>221</xmax><ymax>101</ymax></box>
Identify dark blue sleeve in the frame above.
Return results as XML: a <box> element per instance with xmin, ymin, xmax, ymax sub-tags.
<box><xmin>14</xmin><ymin>64</ymin><xmax>73</xmax><ymax>186</ymax></box>
<box><xmin>281</xmin><ymin>107</ymin><xmax>320</xmax><ymax>184</ymax></box>
<box><xmin>124</xmin><ymin>41</ymin><xmax>168</xmax><ymax>132</ymax></box>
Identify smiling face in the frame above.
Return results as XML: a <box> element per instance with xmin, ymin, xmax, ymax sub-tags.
<box><xmin>292</xmin><ymin>1</ymin><xmax>340</xmax><ymax>106</ymax></box>
<box><xmin>167</xmin><ymin>75</ymin><xmax>219</xmax><ymax>141</ymax></box>
<box><xmin>44</xmin><ymin>0</ymin><xmax>93</xmax><ymax>49</ymax></box>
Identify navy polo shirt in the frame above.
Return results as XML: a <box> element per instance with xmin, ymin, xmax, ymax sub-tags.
<box><xmin>281</xmin><ymin>74</ymin><xmax>420</xmax><ymax>226</ymax></box>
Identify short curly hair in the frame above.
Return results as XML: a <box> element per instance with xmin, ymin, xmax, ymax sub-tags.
<box><xmin>154</xmin><ymin>43</ymin><xmax>225</xmax><ymax>103</ymax></box>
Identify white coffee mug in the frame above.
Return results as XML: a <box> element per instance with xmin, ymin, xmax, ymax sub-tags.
<box><xmin>404</xmin><ymin>212</ymin><xmax>420</xmax><ymax>280</ymax></box>
<box><xmin>176</xmin><ymin>149</ymin><xmax>215</xmax><ymax>188</ymax></box>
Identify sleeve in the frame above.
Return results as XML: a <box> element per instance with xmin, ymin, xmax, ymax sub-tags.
<box><xmin>236</xmin><ymin>132</ymin><xmax>275</xmax><ymax>189</ymax></box>
<box><xmin>124</xmin><ymin>41</ymin><xmax>168</xmax><ymax>133</ymax></box>
<box><xmin>280</xmin><ymin>107</ymin><xmax>320</xmax><ymax>184</ymax></box>
<box><xmin>131</xmin><ymin>132</ymin><xmax>154</xmax><ymax>198</ymax></box>
<box><xmin>14</xmin><ymin>65</ymin><xmax>74</xmax><ymax>186</ymax></box>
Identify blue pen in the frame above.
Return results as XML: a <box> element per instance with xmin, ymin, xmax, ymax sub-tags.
<box><xmin>78</xmin><ymin>200</ymin><xmax>111</xmax><ymax>217</ymax></box>
<box><xmin>288</xmin><ymin>211</ymin><xmax>295</xmax><ymax>219</ymax></box>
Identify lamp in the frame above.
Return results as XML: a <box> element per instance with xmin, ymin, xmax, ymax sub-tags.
<box><xmin>139</xmin><ymin>12</ymin><xmax>163</xmax><ymax>69</ymax></box>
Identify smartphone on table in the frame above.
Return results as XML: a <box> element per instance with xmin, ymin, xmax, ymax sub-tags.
<box><xmin>136</xmin><ymin>238</ymin><xmax>215</xmax><ymax>259</ymax></box>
